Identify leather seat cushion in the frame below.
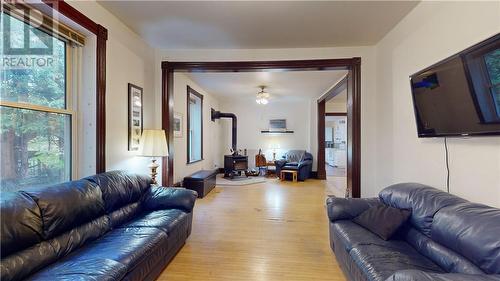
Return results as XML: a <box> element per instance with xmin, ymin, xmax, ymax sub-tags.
<box><xmin>120</xmin><ymin>209</ymin><xmax>187</xmax><ymax>235</ymax></box>
<box><xmin>282</xmin><ymin>165</ymin><xmax>299</xmax><ymax>171</ymax></box>
<box><xmin>120</xmin><ymin>209</ymin><xmax>192</xmax><ymax>253</ymax></box>
<box><xmin>349</xmin><ymin>244</ymin><xmax>444</xmax><ymax>281</ymax></box>
<box><xmin>25</xmin><ymin>258</ymin><xmax>127</xmax><ymax>281</ymax></box>
<box><xmin>331</xmin><ymin>220</ymin><xmax>406</xmax><ymax>252</ymax></box>
<box><xmin>61</xmin><ymin>227</ymin><xmax>169</xmax><ymax>273</ymax></box>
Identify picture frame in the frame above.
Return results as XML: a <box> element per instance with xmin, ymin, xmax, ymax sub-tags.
<box><xmin>128</xmin><ymin>83</ymin><xmax>143</xmax><ymax>151</ymax></box>
<box><xmin>173</xmin><ymin>112</ymin><xmax>183</xmax><ymax>138</ymax></box>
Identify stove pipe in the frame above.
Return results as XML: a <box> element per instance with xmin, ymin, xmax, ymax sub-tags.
<box><xmin>211</xmin><ymin>108</ymin><xmax>237</xmax><ymax>155</ymax></box>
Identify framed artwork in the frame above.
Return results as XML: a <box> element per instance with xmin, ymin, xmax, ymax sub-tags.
<box><xmin>173</xmin><ymin>112</ymin><xmax>183</xmax><ymax>138</ymax></box>
<box><xmin>128</xmin><ymin>83</ymin><xmax>143</xmax><ymax>151</ymax></box>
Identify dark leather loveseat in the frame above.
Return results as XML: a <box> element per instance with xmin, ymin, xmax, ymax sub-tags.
<box><xmin>327</xmin><ymin>183</ymin><xmax>500</xmax><ymax>281</ymax></box>
<box><xmin>275</xmin><ymin>150</ymin><xmax>313</xmax><ymax>181</ymax></box>
<box><xmin>0</xmin><ymin>171</ymin><xmax>198</xmax><ymax>281</ymax></box>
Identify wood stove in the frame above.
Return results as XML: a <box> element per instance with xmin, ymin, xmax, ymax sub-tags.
<box><xmin>211</xmin><ymin>108</ymin><xmax>249</xmax><ymax>179</ymax></box>
<box><xmin>224</xmin><ymin>155</ymin><xmax>248</xmax><ymax>178</ymax></box>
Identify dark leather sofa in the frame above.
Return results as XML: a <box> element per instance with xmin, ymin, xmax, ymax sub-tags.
<box><xmin>0</xmin><ymin>170</ymin><xmax>198</xmax><ymax>281</ymax></box>
<box><xmin>327</xmin><ymin>183</ymin><xmax>500</xmax><ymax>281</ymax></box>
<box><xmin>275</xmin><ymin>150</ymin><xmax>313</xmax><ymax>181</ymax></box>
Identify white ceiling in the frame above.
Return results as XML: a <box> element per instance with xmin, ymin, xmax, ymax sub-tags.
<box><xmin>185</xmin><ymin>70</ymin><xmax>348</xmax><ymax>102</ymax></box>
<box><xmin>98</xmin><ymin>1</ymin><xmax>419</xmax><ymax>49</ymax></box>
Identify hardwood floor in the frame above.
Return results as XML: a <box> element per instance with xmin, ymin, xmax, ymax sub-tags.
<box><xmin>157</xmin><ymin>178</ymin><xmax>347</xmax><ymax>281</ymax></box>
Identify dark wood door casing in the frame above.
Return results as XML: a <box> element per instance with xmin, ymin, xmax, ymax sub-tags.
<box><xmin>161</xmin><ymin>58</ymin><xmax>361</xmax><ymax>198</ymax></box>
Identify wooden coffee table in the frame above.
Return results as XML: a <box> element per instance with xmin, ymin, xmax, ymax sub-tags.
<box><xmin>280</xmin><ymin>170</ymin><xmax>298</xmax><ymax>182</ymax></box>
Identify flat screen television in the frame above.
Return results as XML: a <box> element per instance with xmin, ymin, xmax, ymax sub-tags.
<box><xmin>410</xmin><ymin>33</ymin><xmax>500</xmax><ymax>137</ymax></box>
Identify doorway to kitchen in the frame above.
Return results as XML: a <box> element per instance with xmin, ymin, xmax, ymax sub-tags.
<box><xmin>319</xmin><ymin>76</ymin><xmax>349</xmax><ymax>197</ymax></box>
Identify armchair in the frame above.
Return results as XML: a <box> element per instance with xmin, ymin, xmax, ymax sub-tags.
<box><xmin>275</xmin><ymin>150</ymin><xmax>313</xmax><ymax>181</ymax></box>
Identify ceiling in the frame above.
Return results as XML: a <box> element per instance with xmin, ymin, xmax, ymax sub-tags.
<box><xmin>185</xmin><ymin>70</ymin><xmax>347</xmax><ymax>102</ymax></box>
<box><xmin>98</xmin><ymin>1</ymin><xmax>419</xmax><ymax>49</ymax></box>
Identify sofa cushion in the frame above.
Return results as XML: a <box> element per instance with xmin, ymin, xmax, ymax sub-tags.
<box><xmin>0</xmin><ymin>215</ymin><xmax>111</xmax><ymax>281</ymax></box>
<box><xmin>21</xmin><ymin>179</ymin><xmax>105</xmax><ymax>240</ymax></box>
<box><xmin>25</xmin><ymin>258</ymin><xmax>127</xmax><ymax>281</ymax></box>
<box><xmin>85</xmin><ymin>171</ymin><xmax>152</xmax><ymax>213</ymax></box>
<box><xmin>120</xmin><ymin>209</ymin><xmax>188</xmax><ymax>235</ymax></box>
<box><xmin>431</xmin><ymin>202</ymin><xmax>500</xmax><ymax>274</ymax></box>
<box><xmin>282</xmin><ymin>165</ymin><xmax>299</xmax><ymax>171</ymax></box>
<box><xmin>108</xmin><ymin>201</ymin><xmax>143</xmax><ymax>228</ymax></box>
<box><xmin>353</xmin><ymin>205</ymin><xmax>411</xmax><ymax>240</ymax></box>
<box><xmin>379</xmin><ymin>183</ymin><xmax>468</xmax><ymax>236</ymax></box>
<box><xmin>327</xmin><ymin>197</ymin><xmax>382</xmax><ymax>222</ymax></box>
<box><xmin>331</xmin><ymin>220</ymin><xmax>406</xmax><ymax>252</ymax></box>
<box><xmin>0</xmin><ymin>191</ymin><xmax>42</xmax><ymax>257</ymax></box>
<box><xmin>119</xmin><ymin>209</ymin><xmax>192</xmax><ymax>253</ymax></box>
<box><xmin>63</xmin><ymin>227</ymin><xmax>169</xmax><ymax>273</ymax></box>
<box><xmin>402</xmin><ymin>226</ymin><xmax>483</xmax><ymax>274</ymax></box>
<box><xmin>350</xmin><ymin>243</ymin><xmax>444</xmax><ymax>281</ymax></box>
<box><xmin>0</xmin><ymin>240</ymin><xmax>58</xmax><ymax>281</ymax></box>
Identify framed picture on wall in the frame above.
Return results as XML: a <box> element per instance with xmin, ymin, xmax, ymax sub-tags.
<box><xmin>173</xmin><ymin>112</ymin><xmax>183</xmax><ymax>138</ymax></box>
<box><xmin>128</xmin><ymin>83</ymin><xmax>143</xmax><ymax>151</ymax></box>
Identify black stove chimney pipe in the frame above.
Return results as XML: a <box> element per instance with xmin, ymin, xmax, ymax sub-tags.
<box><xmin>211</xmin><ymin>108</ymin><xmax>238</xmax><ymax>155</ymax></box>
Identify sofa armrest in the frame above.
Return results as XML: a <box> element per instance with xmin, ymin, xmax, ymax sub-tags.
<box><xmin>385</xmin><ymin>270</ymin><xmax>500</xmax><ymax>281</ymax></box>
<box><xmin>275</xmin><ymin>159</ymin><xmax>287</xmax><ymax>168</ymax></box>
<box><xmin>143</xmin><ymin>186</ymin><xmax>198</xmax><ymax>213</ymax></box>
<box><xmin>298</xmin><ymin>159</ymin><xmax>312</xmax><ymax>169</ymax></box>
<box><xmin>326</xmin><ymin>197</ymin><xmax>381</xmax><ymax>222</ymax></box>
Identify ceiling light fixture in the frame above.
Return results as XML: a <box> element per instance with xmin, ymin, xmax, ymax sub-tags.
<box><xmin>256</xmin><ymin>86</ymin><xmax>270</xmax><ymax>105</ymax></box>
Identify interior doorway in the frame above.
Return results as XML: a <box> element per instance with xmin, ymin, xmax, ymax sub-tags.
<box><xmin>161</xmin><ymin>59</ymin><xmax>361</xmax><ymax>198</ymax></box>
<box><xmin>325</xmin><ymin>111</ymin><xmax>348</xmax><ymax>197</ymax></box>
<box><xmin>317</xmin><ymin>74</ymin><xmax>359</xmax><ymax>197</ymax></box>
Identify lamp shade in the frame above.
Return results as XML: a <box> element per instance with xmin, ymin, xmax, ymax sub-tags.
<box><xmin>139</xmin><ymin>129</ymin><xmax>169</xmax><ymax>157</ymax></box>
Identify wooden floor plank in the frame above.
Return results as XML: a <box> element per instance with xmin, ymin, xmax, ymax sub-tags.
<box><xmin>157</xmin><ymin>178</ymin><xmax>347</xmax><ymax>281</ymax></box>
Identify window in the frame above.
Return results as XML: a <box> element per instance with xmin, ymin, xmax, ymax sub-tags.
<box><xmin>0</xmin><ymin>9</ymin><xmax>81</xmax><ymax>191</ymax></box>
<box><xmin>484</xmin><ymin>48</ymin><xmax>500</xmax><ymax>115</ymax></box>
<box><xmin>187</xmin><ymin>86</ymin><xmax>203</xmax><ymax>163</ymax></box>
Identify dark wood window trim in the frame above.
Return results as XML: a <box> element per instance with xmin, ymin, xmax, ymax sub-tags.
<box><xmin>42</xmin><ymin>0</ymin><xmax>108</xmax><ymax>173</ymax></box>
<box><xmin>186</xmin><ymin>86</ymin><xmax>204</xmax><ymax>164</ymax></box>
<box><xmin>161</xmin><ymin>58</ymin><xmax>361</xmax><ymax>198</ymax></box>
<box><xmin>326</xmin><ymin>112</ymin><xmax>348</xmax><ymax>116</ymax></box>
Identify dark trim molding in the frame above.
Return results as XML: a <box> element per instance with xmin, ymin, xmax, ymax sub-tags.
<box><xmin>42</xmin><ymin>0</ymin><xmax>108</xmax><ymax>173</ymax></box>
<box><xmin>186</xmin><ymin>86</ymin><xmax>204</xmax><ymax>164</ymax></box>
<box><xmin>326</xmin><ymin>112</ymin><xmax>347</xmax><ymax>116</ymax></box>
<box><xmin>349</xmin><ymin>62</ymin><xmax>362</xmax><ymax>198</ymax></box>
<box><xmin>162</xmin><ymin>64</ymin><xmax>174</xmax><ymax>186</ymax></box>
<box><xmin>317</xmin><ymin>100</ymin><xmax>327</xmax><ymax>180</ymax></box>
<box><xmin>162</xmin><ymin>59</ymin><xmax>356</xmax><ymax>72</ymax></box>
<box><xmin>161</xmin><ymin>58</ymin><xmax>361</xmax><ymax>197</ymax></box>
<box><xmin>95</xmin><ymin>25</ymin><xmax>107</xmax><ymax>173</ymax></box>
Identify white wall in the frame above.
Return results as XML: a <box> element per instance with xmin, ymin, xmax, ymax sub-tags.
<box><xmin>68</xmin><ymin>1</ymin><xmax>156</xmax><ymax>179</ymax></box>
<box><xmin>219</xmin><ymin>98</ymin><xmax>311</xmax><ymax>167</ymax></box>
<box><xmin>173</xmin><ymin>73</ymin><xmax>221</xmax><ymax>183</ymax></box>
<box><xmin>326</xmin><ymin>89</ymin><xmax>347</xmax><ymax>113</ymax></box>
<box><xmin>374</xmin><ymin>1</ymin><xmax>500</xmax><ymax>207</ymax></box>
<box><xmin>154</xmin><ymin>46</ymin><xmax>378</xmax><ymax>194</ymax></box>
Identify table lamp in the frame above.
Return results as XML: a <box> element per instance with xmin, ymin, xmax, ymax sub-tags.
<box><xmin>139</xmin><ymin>129</ymin><xmax>169</xmax><ymax>185</ymax></box>
<box><xmin>269</xmin><ymin>143</ymin><xmax>281</xmax><ymax>161</ymax></box>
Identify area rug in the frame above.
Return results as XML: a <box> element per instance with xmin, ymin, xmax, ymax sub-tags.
<box><xmin>216</xmin><ymin>174</ymin><xmax>267</xmax><ymax>186</ymax></box>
